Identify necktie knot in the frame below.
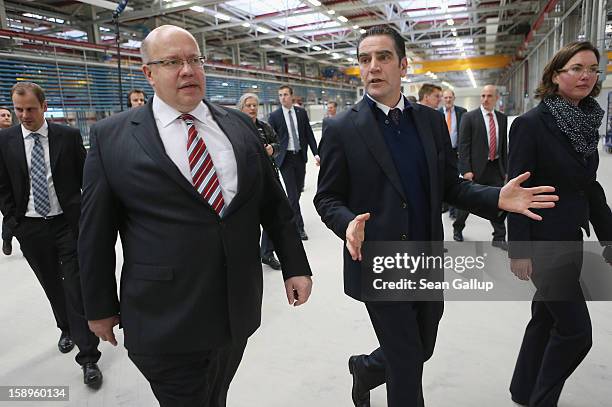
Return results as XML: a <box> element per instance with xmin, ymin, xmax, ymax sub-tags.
<box><xmin>180</xmin><ymin>113</ymin><xmax>195</xmax><ymax>125</ymax></box>
<box><xmin>29</xmin><ymin>132</ymin><xmax>41</xmax><ymax>142</ymax></box>
<box><xmin>389</xmin><ymin>108</ymin><xmax>402</xmax><ymax>126</ymax></box>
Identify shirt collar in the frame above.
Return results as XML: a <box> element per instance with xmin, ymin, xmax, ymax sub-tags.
<box><xmin>153</xmin><ymin>95</ymin><xmax>208</xmax><ymax>128</ymax></box>
<box><xmin>480</xmin><ymin>104</ymin><xmax>494</xmax><ymax>115</ymax></box>
<box><xmin>366</xmin><ymin>93</ymin><xmax>409</xmax><ymax>116</ymax></box>
<box><xmin>281</xmin><ymin>105</ymin><xmax>295</xmax><ymax>114</ymax></box>
<box><xmin>443</xmin><ymin>105</ymin><xmax>454</xmax><ymax>113</ymax></box>
<box><xmin>21</xmin><ymin>120</ymin><xmax>48</xmax><ymax>139</ymax></box>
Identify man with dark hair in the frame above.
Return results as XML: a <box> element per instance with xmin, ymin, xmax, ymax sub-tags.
<box><xmin>418</xmin><ymin>83</ymin><xmax>442</xmax><ymax>109</ymax></box>
<box><xmin>315</xmin><ymin>25</ymin><xmax>558</xmax><ymax>407</ymax></box>
<box><xmin>268</xmin><ymin>84</ymin><xmax>319</xmax><ymax>240</ymax></box>
<box><xmin>0</xmin><ymin>82</ymin><xmax>103</xmax><ymax>386</ymax></box>
<box><xmin>454</xmin><ymin>84</ymin><xmax>508</xmax><ymax>249</ymax></box>
<box><xmin>439</xmin><ymin>89</ymin><xmax>467</xmax><ymax>219</ymax></box>
<box><xmin>127</xmin><ymin>89</ymin><xmax>147</xmax><ymax>108</ymax></box>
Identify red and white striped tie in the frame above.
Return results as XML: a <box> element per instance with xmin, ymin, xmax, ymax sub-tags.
<box><xmin>181</xmin><ymin>114</ymin><xmax>225</xmax><ymax>215</ymax></box>
<box><xmin>487</xmin><ymin>112</ymin><xmax>497</xmax><ymax>161</ymax></box>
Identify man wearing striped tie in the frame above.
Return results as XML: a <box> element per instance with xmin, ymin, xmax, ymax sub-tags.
<box><xmin>78</xmin><ymin>25</ymin><xmax>312</xmax><ymax>407</ymax></box>
<box><xmin>454</xmin><ymin>84</ymin><xmax>509</xmax><ymax>249</ymax></box>
<box><xmin>0</xmin><ymin>82</ymin><xmax>103</xmax><ymax>386</ymax></box>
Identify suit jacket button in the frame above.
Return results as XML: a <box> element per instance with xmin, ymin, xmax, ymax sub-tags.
<box><xmin>401</xmin><ymin>234</ymin><xmax>407</xmax><ymax>240</ymax></box>
<box><xmin>401</xmin><ymin>202</ymin><xmax>407</xmax><ymax>209</ymax></box>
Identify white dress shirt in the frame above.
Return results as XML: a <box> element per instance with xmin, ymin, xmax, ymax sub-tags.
<box><xmin>22</xmin><ymin>121</ymin><xmax>63</xmax><ymax>217</ymax></box>
<box><xmin>480</xmin><ymin>105</ymin><xmax>499</xmax><ymax>159</ymax></box>
<box><xmin>153</xmin><ymin>96</ymin><xmax>238</xmax><ymax>206</ymax></box>
<box><xmin>367</xmin><ymin>93</ymin><xmax>406</xmax><ymax>115</ymax></box>
<box><xmin>281</xmin><ymin>105</ymin><xmax>301</xmax><ymax>151</ymax></box>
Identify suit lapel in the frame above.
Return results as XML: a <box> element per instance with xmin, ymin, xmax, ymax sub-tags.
<box><xmin>130</xmin><ymin>98</ymin><xmax>204</xmax><ymax>202</ymax></box>
<box><xmin>204</xmin><ymin>100</ymin><xmax>252</xmax><ymax>217</ymax></box>
<box><xmin>7</xmin><ymin>127</ymin><xmax>27</xmax><ymax>179</ymax></box>
<box><xmin>538</xmin><ymin>104</ymin><xmax>587</xmax><ymax>167</ymax></box>
<box><xmin>352</xmin><ymin>99</ymin><xmax>406</xmax><ymax>201</ymax></box>
<box><xmin>410</xmin><ymin>104</ymin><xmax>438</xmax><ymax>210</ymax></box>
<box><xmin>47</xmin><ymin>122</ymin><xmax>62</xmax><ymax>173</ymax></box>
<box><xmin>276</xmin><ymin>108</ymin><xmax>290</xmax><ymax>142</ymax></box>
<box><xmin>477</xmin><ymin>111</ymin><xmax>489</xmax><ymax>150</ymax></box>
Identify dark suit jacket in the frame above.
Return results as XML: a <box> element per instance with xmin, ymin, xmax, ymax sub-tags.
<box><xmin>268</xmin><ymin>106</ymin><xmax>318</xmax><ymax>167</ymax></box>
<box><xmin>0</xmin><ymin>122</ymin><xmax>86</xmax><ymax>236</ymax></box>
<box><xmin>458</xmin><ymin>108</ymin><xmax>508</xmax><ymax>179</ymax></box>
<box><xmin>78</xmin><ymin>98</ymin><xmax>311</xmax><ymax>355</ymax></box>
<box><xmin>508</xmin><ymin>102</ymin><xmax>612</xmax><ymax>257</ymax></box>
<box><xmin>314</xmin><ymin>97</ymin><xmax>502</xmax><ymax>301</ymax></box>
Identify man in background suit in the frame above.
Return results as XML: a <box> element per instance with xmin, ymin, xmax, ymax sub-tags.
<box><xmin>0</xmin><ymin>82</ymin><xmax>102</xmax><ymax>386</ymax></box>
<box><xmin>438</xmin><ymin>89</ymin><xmax>467</xmax><ymax>219</ymax></box>
<box><xmin>315</xmin><ymin>25</ymin><xmax>558</xmax><ymax>407</ymax></box>
<box><xmin>417</xmin><ymin>83</ymin><xmax>442</xmax><ymax>109</ymax></box>
<box><xmin>268</xmin><ymin>85</ymin><xmax>319</xmax><ymax>240</ymax></box>
<box><xmin>454</xmin><ymin>84</ymin><xmax>508</xmax><ymax>249</ymax></box>
<box><xmin>78</xmin><ymin>25</ymin><xmax>312</xmax><ymax>407</ymax></box>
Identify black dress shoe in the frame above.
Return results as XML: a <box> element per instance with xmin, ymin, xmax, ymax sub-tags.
<box><xmin>261</xmin><ymin>255</ymin><xmax>281</xmax><ymax>270</ymax></box>
<box><xmin>58</xmin><ymin>332</ymin><xmax>75</xmax><ymax>354</ymax></box>
<box><xmin>82</xmin><ymin>362</ymin><xmax>103</xmax><ymax>387</ymax></box>
<box><xmin>2</xmin><ymin>239</ymin><xmax>11</xmax><ymax>256</ymax></box>
<box><xmin>299</xmin><ymin>230</ymin><xmax>308</xmax><ymax>241</ymax></box>
<box><xmin>453</xmin><ymin>230</ymin><xmax>464</xmax><ymax>242</ymax></box>
<box><xmin>492</xmin><ymin>240</ymin><xmax>509</xmax><ymax>251</ymax></box>
<box><xmin>348</xmin><ymin>355</ymin><xmax>370</xmax><ymax>407</ymax></box>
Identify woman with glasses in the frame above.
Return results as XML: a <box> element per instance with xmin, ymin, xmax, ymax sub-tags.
<box><xmin>507</xmin><ymin>41</ymin><xmax>612</xmax><ymax>407</ymax></box>
<box><xmin>237</xmin><ymin>92</ymin><xmax>283</xmax><ymax>270</ymax></box>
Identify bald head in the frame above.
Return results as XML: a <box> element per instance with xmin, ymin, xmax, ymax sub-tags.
<box><xmin>140</xmin><ymin>24</ymin><xmax>206</xmax><ymax>113</ymax></box>
<box><xmin>141</xmin><ymin>25</ymin><xmax>198</xmax><ymax>64</ymax></box>
<box><xmin>480</xmin><ymin>84</ymin><xmax>499</xmax><ymax>112</ymax></box>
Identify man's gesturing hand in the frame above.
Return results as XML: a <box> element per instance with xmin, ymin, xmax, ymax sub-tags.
<box><xmin>285</xmin><ymin>276</ymin><xmax>313</xmax><ymax>306</ymax></box>
<box><xmin>510</xmin><ymin>258</ymin><xmax>533</xmax><ymax>281</ymax></box>
<box><xmin>346</xmin><ymin>213</ymin><xmax>371</xmax><ymax>261</ymax></box>
<box><xmin>88</xmin><ymin>316</ymin><xmax>120</xmax><ymax>346</ymax></box>
<box><xmin>499</xmin><ymin>172</ymin><xmax>558</xmax><ymax>221</ymax></box>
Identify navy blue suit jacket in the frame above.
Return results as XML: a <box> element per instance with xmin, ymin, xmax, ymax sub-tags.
<box><xmin>0</xmin><ymin>122</ymin><xmax>86</xmax><ymax>236</ymax></box>
<box><xmin>315</xmin><ymin>97</ymin><xmax>502</xmax><ymax>301</ymax></box>
<box><xmin>508</xmin><ymin>102</ymin><xmax>612</xmax><ymax>257</ymax></box>
<box><xmin>268</xmin><ymin>106</ymin><xmax>318</xmax><ymax>167</ymax></box>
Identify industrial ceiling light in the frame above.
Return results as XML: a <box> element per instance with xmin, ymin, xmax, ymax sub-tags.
<box><xmin>75</xmin><ymin>0</ymin><xmax>132</xmax><ymax>12</ymax></box>
<box><xmin>215</xmin><ymin>12</ymin><xmax>231</xmax><ymax>21</ymax></box>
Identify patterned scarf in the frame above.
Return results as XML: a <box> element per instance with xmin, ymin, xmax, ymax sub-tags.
<box><xmin>542</xmin><ymin>94</ymin><xmax>603</xmax><ymax>156</ymax></box>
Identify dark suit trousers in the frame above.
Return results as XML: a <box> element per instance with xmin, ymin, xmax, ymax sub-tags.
<box><xmin>260</xmin><ymin>230</ymin><xmax>275</xmax><ymax>258</ymax></box>
<box><xmin>15</xmin><ymin>216</ymin><xmax>100</xmax><ymax>365</ymax></box>
<box><xmin>445</xmin><ymin>147</ymin><xmax>459</xmax><ymax>217</ymax></box>
<box><xmin>510</xmin><ymin>246</ymin><xmax>591</xmax><ymax>407</ymax></box>
<box><xmin>280</xmin><ymin>152</ymin><xmax>306</xmax><ymax>232</ymax></box>
<box><xmin>1</xmin><ymin>218</ymin><xmax>12</xmax><ymax>241</ymax></box>
<box><xmin>360</xmin><ymin>301</ymin><xmax>443</xmax><ymax>407</ymax></box>
<box><xmin>453</xmin><ymin>160</ymin><xmax>506</xmax><ymax>240</ymax></box>
<box><xmin>129</xmin><ymin>338</ymin><xmax>247</xmax><ymax>407</ymax></box>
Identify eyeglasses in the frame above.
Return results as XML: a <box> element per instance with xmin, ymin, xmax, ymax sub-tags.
<box><xmin>146</xmin><ymin>56</ymin><xmax>206</xmax><ymax>70</ymax></box>
<box><xmin>557</xmin><ymin>66</ymin><xmax>602</xmax><ymax>77</ymax></box>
